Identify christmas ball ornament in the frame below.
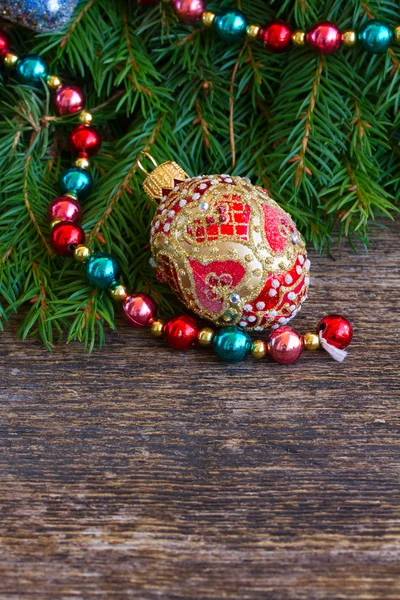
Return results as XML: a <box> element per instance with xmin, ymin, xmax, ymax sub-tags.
<box><xmin>143</xmin><ymin>161</ymin><xmax>310</xmax><ymax>332</ymax></box>
<box><xmin>48</xmin><ymin>196</ymin><xmax>82</xmax><ymax>224</ymax></box>
<box><xmin>172</xmin><ymin>0</ymin><xmax>205</xmax><ymax>25</ymax></box>
<box><xmin>123</xmin><ymin>293</ymin><xmax>157</xmax><ymax>328</ymax></box>
<box><xmin>0</xmin><ymin>30</ymin><xmax>10</xmax><ymax>56</ymax></box>
<box><xmin>85</xmin><ymin>253</ymin><xmax>121</xmax><ymax>290</ymax></box>
<box><xmin>213</xmin><ymin>326</ymin><xmax>253</xmax><ymax>363</ymax></box>
<box><xmin>214</xmin><ymin>9</ymin><xmax>248</xmax><ymax>42</ymax></box>
<box><xmin>358</xmin><ymin>21</ymin><xmax>393</xmax><ymax>54</ymax></box>
<box><xmin>318</xmin><ymin>315</ymin><xmax>353</xmax><ymax>349</ymax></box>
<box><xmin>69</xmin><ymin>125</ymin><xmax>101</xmax><ymax>157</ymax></box>
<box><xmin>0</xmin><ymin>0</ymin><xmax>81</xmax><ymax>32</ymax></box>
<box><xmin>307</xmin><ymin>21</ymin><xmax>342</xmax><ymax>54</ymax></box>
<box><xmin>59</xmin><ymin>167</ymin><xmax>92</xmax><ymax>200</ymax></box>
<box><xmin>262</xmin><ymin>20</ymin><xmax>293</xmax><ymax>53</ymax></box>
<box><xmin>15</xmin><ymin>55</ymin><xmax>49</xmax><ymax>84</ymax></box>
<box><xmin>164</xmin><ymin>315</ymin><xmax>199</xmax><ymax>350</ymax></box>
<box><xmin>54</xmin><ymin>85</ymin><xmax>86</xmax><ymax>116</ymax></box>
<box><xmin>50</xmin><ymin>222</ymin><xmax>85</xmax><ymax>256</ymax></box>
<box><xmin>267</xmin><ymin>326</ymin><xmax>304</xmax><ymax>364</ymax></box>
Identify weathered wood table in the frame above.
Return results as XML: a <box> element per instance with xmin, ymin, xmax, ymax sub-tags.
<box><xmin>0</xmin><ymin>221</ymin><xmax>399</xmax><ymax>600</ymax></box>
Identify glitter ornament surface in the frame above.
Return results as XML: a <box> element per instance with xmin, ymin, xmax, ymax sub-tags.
<box><xmin>148</xmin><ymin>171</ymin><xmax>310</xmax><ymax>331</ymax></box>
<box><xmin>0</xmin><ymin>0</ymin><xmax>80</xmax><ymax>33</ymax></box>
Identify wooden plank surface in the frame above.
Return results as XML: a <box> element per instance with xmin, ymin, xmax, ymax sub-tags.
<box><xmin>0</xmin><ymin>220</ymin><xmax>399</xmax><ymax>600</ymax></box>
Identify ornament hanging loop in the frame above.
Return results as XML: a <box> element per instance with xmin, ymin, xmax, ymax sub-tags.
<box><xmin>136</xmin><ymin>152</ymin><xmax>159</xmax><ymax>175</ymax></box>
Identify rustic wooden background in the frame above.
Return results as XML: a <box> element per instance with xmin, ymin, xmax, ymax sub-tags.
<box><xmin>0</xmin><ymin>220</ymin><xmax>399</xmax><ymax>600</ymax></box>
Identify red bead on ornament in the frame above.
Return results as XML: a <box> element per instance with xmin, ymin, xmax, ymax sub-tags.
<box><xmin>172</xmin><ymin>0</ymin><xmax>205</xmax><ymax>25</ymax></box>
<box><xmin>48</xmin><ymin>196</ymin><xmax>82</xmax><ymax>224</ymax></box>
<box><xmin>69</xmin><ymin>125</ymin><xmax>101</xmax><ymax>156</ymax></box>
<box><xmin>307</xmin><ymin>21</ymin><xmax>342</xmax><ymax>54</ymax></box>
<box><xmin>50</xmin><ymin>222</ymin><xmax>85</xmax><ymax>256</ymax></box>
<box><xmin>54</xmin><ymin>85</ymin><xmax>86</xmax><ymax>116</ymax></box>
<box><xmin>0</xmin><ymin>30</ymin><xmax>10</xmax><ymax>56</ymax></box>
<box><xmin>262</xmin><ymin>20</ymin><xmax>293</xmax><ymax>53</ymax></box>
<box><xmin>123</xmin><ymin>293</ymin><xmax>157</xmax><ymax>328</ymax></box>
<box><xmin>268</xmin><ymin>326</ymin><xmax>304</xmax><ymax>364</ymax></box>
<box><xmin>317</xmin><ymin>315</ymin><xmax>353</xmax><ymax>350</ymax></box>
<box><xmin>164</xmin><ymin>315</ymin><xmax>199</xmax><ymax>351</ymax></box>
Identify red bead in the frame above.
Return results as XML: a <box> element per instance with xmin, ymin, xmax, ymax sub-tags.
<box><xmin>262</xmin><ymin>20</ymin><xmax>293</xmax><ymax>53</ymax></box>
<box><xmin>68</xmin><ymin>125</ymin><xmax>101</xmax><ymax>156</ymax></box>
<box><xmin>317</xmin><ymin>315</ymin><xmax>353</xmax><ymax>350</ymax></box>
<box><xmin>307</xmin><ymin>21</ymin><xmax>341</xmax><ymax>54</ymax></box>
<box><xmin>48</xmin><ymin>196</ymin><xmax>82</xmax><ymax>224</ymax></box>
<box><xmin>50</xmin><ymin>222</ymin><xmax>85</xmax><ymax>256</ymax></box>
<box><xmin>123</xmin><ymin>293</ymin><xmax>157</xmax><ymax>328</ymax></box>
<box><xmin>268</xmin><ymin>326</ymin><xmax>304</xmax><ymax>364</ymax></box>
<box><xmin>172</xmin><ymin>0</ymin><xmax>205</xmax><ymax>25</ymax></box>
<box><xmin>54</xmin><ymin>85</ymin><xmax>86</xmax><ymax>116</ymax></box>
<box><xmin>0</xmin><ymin>30</ymin><xmax>10</xmax><ymax>57</ymax></box>
<box><xmin>164</xmin><ymin>315</ymin><xmax>199</xmax><ymax>351</ymax></box>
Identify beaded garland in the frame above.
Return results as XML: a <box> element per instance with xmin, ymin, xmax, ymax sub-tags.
<box><xmin>157</xmin><ymin>0</ymin><xmax>400</xmax><ymax>55</ymax></box>
<box><xmin>0</xmin><ymin>30</ymin><xmax>354</xmax><ymax>364</ymax></box>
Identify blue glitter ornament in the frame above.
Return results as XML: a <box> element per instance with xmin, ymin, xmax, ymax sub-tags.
<box><xmin>0</xmin><ymin>0</ymin><xmax>80</xmax><ymax>33</ymax></box>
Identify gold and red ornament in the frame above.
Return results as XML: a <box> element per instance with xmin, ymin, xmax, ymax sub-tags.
<box><xmin>142</xmin><ymin>160</ymin><xmax>310</xmax><ymax>333</ymax></box>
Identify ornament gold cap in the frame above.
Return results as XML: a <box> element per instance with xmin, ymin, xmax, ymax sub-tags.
<box><xmin>138</xmin><ymin>153</ymin><xmax>189</xmax><ymax>203</ymax></box>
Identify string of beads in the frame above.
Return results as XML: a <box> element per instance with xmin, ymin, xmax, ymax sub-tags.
<box><xmin>139</xmin><ymin>0</ymin><xmax>400</xmax><ymax>55</ymax></box>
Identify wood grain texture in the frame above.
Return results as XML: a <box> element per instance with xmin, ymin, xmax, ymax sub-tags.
<box><xmin>0</xmin><ymin>221</ymin><xmax>399</xmax><ymax>600</ymax></box>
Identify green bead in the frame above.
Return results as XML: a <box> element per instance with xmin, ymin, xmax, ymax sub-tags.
<box><xmin>214</xmin><ymin>9</ymin><xmax>248</xmax><ymax>42</ymax></box>
<box><xmin>59</xmin><ymin>167</ymin><xmax>93</xmax><ymax>200</ymax></box>
<box><xmin>15</xmin><ymin>55</ymin><xmax>49</xmax><ymax>84</ymax></box>
<box><xmin>213</xmin><ymin>326</ymin><xmax>253</xmax><ymax>363</ymax></box>
<box><xmin>85</xmin><ymin>253</ymin><xmax>121</xmax><ymax>290</ymax></box>
<box><xmin>358</xmin><ymin>21</ymin><xmax>393</xmax><ymax>53</ymax></box>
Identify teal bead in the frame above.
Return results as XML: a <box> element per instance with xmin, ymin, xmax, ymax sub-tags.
<box><xmin>214</xmin><ymin>9</ymin><xmax>248</xmax><ymax>42</ymax></box>
<box><xmin>59</xmin><ymin>167</ymin><xmax>93</xmax><ymax>200</ymax></box>
<box><xmin>213</xmin><ymin>326</ymin><xmax>253</xmax><ymax>363</ymax></box>
<box><xmin>85</xmin><ymin>253</ymin><xmax>121</xmax><ymax>290</ymax></box>
<box><xmin>358</xmin><ymin>21</ymin><xmax>393</xmax><ymax>53</ymax></box>
<box><xmin>15</xmin><ymin>55</ymin><xmax>49</xmax><ymax>84</ymax></box>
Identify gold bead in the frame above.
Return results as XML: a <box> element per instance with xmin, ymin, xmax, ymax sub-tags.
<box><xmin>50</xmin><ymin>219</ymin><xmax>62</xmax><ymax>230</ymax></box>
<box><xmin>292</xmin><ymin>30</ymin><xmax>306</xmax><ymax>46</ymax></box>
<box><xmin>303</xmin><ymin>332</ymin><xmax>320</xmax><ymax>351</ymax></box>
<box><xmin>74</xmin><ymin>245</ymin><xmax>91</xmax><ymax>263</ymax></box>
<box><xmin>198</xmin><ymin>327</ymin><xmax>215</xmax><ymax>346</ymax></box>
<box><xmin>3</xmin><ymin>53</ymin><xmax>19</xmax><ymax>68</ymax></box>
<box><xmin>79</xmin><ymin>111</ymin><xmax>93</xmax><ymax>125</ymax></box>
<box><xmin>65</xmin><ymin>192</ymin><xmax>78</xmax><ymax>200</ymax></box>
<box><xmin>150</xmin><ymin>319</ymin><xmax>165</xmax><ymax>338</ymax></box>
<box><xmin>110</xmin><ymin>284</ymin><xmax>128</xmax><ymax>302</ymax></box>
<box><xmin>74</xmin><ymin>156</ymin><xmax>90</xmax><ymax>170</ymax></box>
<box><xmin>252</xmin><ymin>340</ymin><xmax>267</xmax><ymax>360</ymax></box>
<box><xmin>247</xmin><ymin>24</ymin><xmax>261</xmax><ymax>40</ymax></box>
<box><xmin>342</xmin><ymin>30</ymin><xmax>357</xmax><ymax>47</ymax></box>
<box><xmin>202</xmin><ymin>11</ymin><xmax>216</xmax><ymax>27</ymax></box>
<box><xmin>394</xmin><ymin>26</ymin><xmax>400</xmax><ymax>42</ymax></box>
<box><xmin>47</xmin><ymin>75</ymin><xmax>62</xmax><ymax>90</ymax></box>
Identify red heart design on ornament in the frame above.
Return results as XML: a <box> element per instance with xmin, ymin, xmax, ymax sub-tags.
<box><xmin>189</xmin><ymin>259</ymin><xmax>247</xmax><ymax>314</ymax></box>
